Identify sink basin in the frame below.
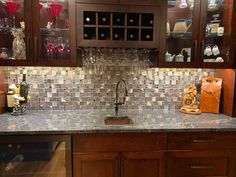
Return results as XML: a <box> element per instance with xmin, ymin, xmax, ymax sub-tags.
<box><xmin>105</xmin><ymin>116</ymin><xmax>132</xmax><ymax>125</ymax></box>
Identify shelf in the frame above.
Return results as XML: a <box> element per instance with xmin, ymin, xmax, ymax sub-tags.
<box><xmin>205</xmin><ymin>33</ymin><xmax>231</xmax><ymax>38</ymax></box>
<box><xmin>166</xmin><ymin>32</ymin><xmax>192</xmax><ymax>39</ymax></box>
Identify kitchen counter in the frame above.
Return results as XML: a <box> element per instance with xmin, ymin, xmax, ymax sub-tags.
<box><xmin>0</xmin><ymin>109</ymin><xmax>236</xmax><ymax>135</ymax></box>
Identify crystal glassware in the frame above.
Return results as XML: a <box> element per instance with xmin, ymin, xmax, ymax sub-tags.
<box><xmin>50</xmin><ymin>3</ymin><xmax>63</xmax><ymax>28</ymax></box>
<box><xmin>6</xmin><ymin>1</ymin><xmax>20</xmax><ymax>28</ymax></box>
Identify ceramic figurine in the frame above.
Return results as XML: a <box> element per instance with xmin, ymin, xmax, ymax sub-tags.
<box><xmin>179</xmin><ymin>84</ymin><xmax>201</xmax><ymax>115</ymax></box>
<box><xmin>11</xmin><ymin>28</ymin><xmax>26</xmax><ymax>60</ymax></box>
<box><xmin>46</xmin><ymin>21</ymin><xmax>53</xmax><ymax>31</ymax></box>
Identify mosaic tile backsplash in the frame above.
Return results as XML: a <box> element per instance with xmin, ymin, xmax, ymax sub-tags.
<box><xmin>4</xmin><ymin>64</ymin><xmax>215</xmax><ymax>110</ymax></box>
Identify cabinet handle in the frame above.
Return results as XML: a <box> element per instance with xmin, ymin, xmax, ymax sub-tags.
<box><xmin>201</xmin><ymin>40</ymin><xmax>205</xmax><ymax>54</ymax></box>
<box><xmin>192</xmin><ymin>139</ymin><xmax>215</xmax><ymax>143</ymax></box>
<box><xmin>190</xmin><ymin>164</ymin><xmax>214</xmax><ymax>169</ymax></box>
<box><xmin>34</xmin><ymin>37</ymin><xmax>38</xmax><ymax>57</ymax></box>
<box><xmin>26</xmin><ymin>36</ymin><xmax>30</xmax><ymax>59</ymax></box>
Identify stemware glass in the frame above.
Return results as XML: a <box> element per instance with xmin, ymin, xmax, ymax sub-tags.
<box><xmin>56</xmin><ymin>37</ymin><xmax>65</xmax><ymax>59</ymax></box>
<box><xmin>5</xmin><ymin>1</ymin><xmax>20</xmax><ymax>28</ymax></box>
<box><xmin>38</xmin><ymin>3</ymin><xmax>43</xmax><ymax>12</ymax></box>
<box><xmin>50</xmin><ymin>3</ymin><xmax>63</xmax><ymax>28</ymax></box>
<box><xmin>44</xmin><ymin>37</ymin><xmax>55</xmax><ymax>60</ymax></box>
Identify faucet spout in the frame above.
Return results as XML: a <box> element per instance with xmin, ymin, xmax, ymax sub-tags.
<box><xmin>115</xmin><ymin>79</ymin><xmax>128</xmax><ymax>116</ymax></box>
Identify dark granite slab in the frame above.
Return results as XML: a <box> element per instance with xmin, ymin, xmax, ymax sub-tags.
<box><xmin>0</xmin><ymin>109</ymin><xmax>236</xmax><ymax>135</ymax></box>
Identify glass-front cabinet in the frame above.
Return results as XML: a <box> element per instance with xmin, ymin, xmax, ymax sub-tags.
<box><xmin>199</xmin><ymin>0</ymin><xmax>234</xmax><ymax>68</ymax></box>
<box><xmin>162</xmin><ymin>0</ymin><xmax>200</xmax><ymax>67</ymax></box>
<box><xmin>162</xmin><ymin>0</ymin><xmax>235</xmax><ymax>68</ymax></box>
<box><xmin>0</xmin><ymin>135</ymin><xmax>71</xmax><ymax>177</ymax></box>
<box><xmin>0</xmin><ymin>0</ymin><xmax>77</xmax><ymax>67</ymax></box>
<box><xmin>32</xmin><ymin>0</ymin><xmax>77</xmax><ymax>66</ymax></box>
<box><xmin>0</xmin><ymin>0</ymin><xmax>33</xmax><ymax>66</ymax></box>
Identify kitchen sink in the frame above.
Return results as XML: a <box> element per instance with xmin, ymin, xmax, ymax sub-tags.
<box><xmin>105</xmin><ymin>116</ymin><xmax>132</xmax><ymax>125</ymax></box>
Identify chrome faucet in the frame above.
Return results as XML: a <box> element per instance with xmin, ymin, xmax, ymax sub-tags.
<box><xmin>115</xmin><ymin>79</ymin><xmax>128</xmax><ymax>116</ymax></box>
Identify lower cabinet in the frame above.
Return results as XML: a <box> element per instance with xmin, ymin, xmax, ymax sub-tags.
<box><xmin>73</xmin><ymin>152</ymin><xmax>120</xmax><ymax>177</ymax></box>
<box><xmin>73</xmin><ymin>152</ymin><xmax>165</xmax><ymax>177</ymax></box>
<box><xmin>73</xmin><ymin>133</ymin><xmax>236</xmax><ymax>177</ymax></box>
<box><xmin>122</xmin><ymin>152</ymin><xmax>165</xmax><ymax>177</ymax></box>
<box><xmin>168</xmin><ymin>150</ymin><xmax>236</xmax><ymax>177</ymax></box>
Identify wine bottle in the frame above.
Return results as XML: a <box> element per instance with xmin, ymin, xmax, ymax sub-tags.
<box><xmin>7</xmin><ymin>90</ymin><xmax>14</xmax><ymax>113</ymax></box>
<box><xmin>102</xmin><ymin>17</ymin><xmax>107</xmax><ymax>22</ymax></box>
<box><xmin>114</xmin><ymin>34</ymin><xmax>119</xmax><ymax>39</ymax></box>
<box><xmin>129</xmin><ymin>18</ymin><xmax>134</xmax><ymax>24</ymax></box>
<box><xmin>20</xmin><ymin>73</ymin><xmax>29</xmax><ymax>103</ymax></box>
<box><xmin>149</xmin><ymin>20</ymin><xmax>153</xmax><ymax>25</ymax></box>
<box><xmin>85</xmin><ymin>17</ymin><xmax>90</xmax><ymax>23</ymax></box>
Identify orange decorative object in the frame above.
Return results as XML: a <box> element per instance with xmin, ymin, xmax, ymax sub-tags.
<box><xmin>200</xmin><ymin>77</ymin><xmax>223</xmax><ymax>114</ymax></box>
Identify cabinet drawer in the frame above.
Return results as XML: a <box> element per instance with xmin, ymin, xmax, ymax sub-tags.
<box><xmin>119</xmin><ymin>0</ymin><xmax>160</xmax><ymax>6</ymax></box>
<box><xmin>76</xmin><ymin>0</ymin><xmax>119</xmax><ymax>4</ymax></box>
<box><xmin>73</xmin><ymin>133</ymin><xmax>167</xmax><ymax>153</ymax></box>
<box><xmin>168</xmin><ymin>132</ymin><xmax>236</xmax><ymax>150</ymax></box>
<box><xmin>173</xmin><ymin>157</ymin><xmax>228</xmax><ymax>177</ymax></box>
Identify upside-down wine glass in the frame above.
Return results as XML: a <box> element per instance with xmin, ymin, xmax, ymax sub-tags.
<box><xmin>6</xmin><ymin>1</ymin><xmax>20</xmax><ymax>28</ymax></box>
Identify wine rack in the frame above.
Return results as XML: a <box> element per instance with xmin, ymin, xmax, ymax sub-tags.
<box><xmin>77</xmin><ymin>4</ymin><xmax>160</xmax><ymax>48</ymax></box>
<box><xmin>82</xmin><ymin>11</ymin><xmax>154</xmax><ymax>42</ymax></box>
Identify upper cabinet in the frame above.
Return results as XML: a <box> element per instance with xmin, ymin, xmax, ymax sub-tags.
<box><xmin>0</xmin><ymin>0</ymin><xmax>235</xmax><ymax>68</ymax></box>
<box><xmin>161</xmin><ymin>0</ymin><xmax>235</xmax><ymax>68</ymax></box>
<box><xmin>32</xmin><ymin>0</ymin><xmax>77</xmax><ymax>66</ymax></box>
<box><xmin>0</xmin><ymin>0</ymin><xmax>77</xmax><ymax>67</ymax></box>
<box><xmin>76</xmin><ymin>3</ymin><xmax>161</xmax><ymax>49</ymax></box>
<box><xmin>199</xmin><ymin>0</ymin><xmax>234</xmax><ymax>68</ymax></box>
<box><xmin>0</xmin><ymin>0</ymin><xmax>33</xmax><ymax>66</ymax></box>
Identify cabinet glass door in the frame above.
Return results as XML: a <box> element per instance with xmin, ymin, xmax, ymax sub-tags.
<box><xmin>0</xmin><ymin>135</ymin><xmax>71</xmax><ymax>177</ymax></box>
<box><xmin>0</xmin><ymin>0</ymin><xmax>32</xmax><ymax>65</ymax></box>
<box><xmin>33</xmin><ymin>0</ymin><xmax>76</xmax><ymax>66</ymax></box>
<box><xmin>199</xmin><ymin>0</ymin><xmax>233</xmax><ymax>67</ymax></box>
<box><xmin>163</xmin><ymin>0</ymin><xmax>200</xmax><ymax>67</ymax></box>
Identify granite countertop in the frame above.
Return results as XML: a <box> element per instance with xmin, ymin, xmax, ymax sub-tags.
<box><xmin>0</xmin><ymin>109</ymin><xmax>236</xmax><ymax>135</ymax></box>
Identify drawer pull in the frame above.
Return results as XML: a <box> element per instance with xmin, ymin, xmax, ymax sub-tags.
<box><xmin>192</xmin><ymin>139</ymin><xmax>215</xmax><ymax>143</ymax></box>
<box><xmin>190</xmin><ymin>164</ymin><xmax>214</xmax><ymax>169</ymax></box>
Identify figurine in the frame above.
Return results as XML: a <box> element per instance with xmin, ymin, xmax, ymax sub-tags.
<box><xmin>46</xmin><ymin>21</ymin><xmax>53</xmax><ymax>31</ymax></box>
<box><xmin>11</xmin><ymin>28</ymin><xmax>26</xmax><ymax>60</ymax></box>
<box><xmin>20</xmin><ymin>21</ymin><xmax>25</xmax><ymax>30</ymax></box>
<box><xmin>179</xmin><ymin>84</ymin><xmax>201</xmax><ymax>114</ymax></box>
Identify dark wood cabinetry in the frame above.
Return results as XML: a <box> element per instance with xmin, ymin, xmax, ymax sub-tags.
<box><xmin>73</xmin><ymin>133</ymin><xmax>167</xmax><ymax>177</ymax></box>
<box><xmin>76</xmin><ymin>4</ymin><xmax>161</xmax><ymax>49</ymax></box>
<box><xmin>168</xmin><ymin>150</ymin><xmax>236</xmax><ymax>177</ymax></box>
<box><xmin>0</xmin><ymin>0</ymin><xmax>77</xmax><ymax>67</ymax></box>
<box><xmin>122</xmin><ymin>151</ymin><xmax>165</xmax><ymax>177</ymax></box>
<box><xmin>73</xmin><ymin>152</ymin><xmax>120</xmax><ymax>177</ymax></box>
<box><xmin>73</xmin><ymin>132</ymin><xmax>236</xmax><ymax>177</ymax></box>
<box><xmin>161</xmin><ymin>0</ymin><xmax>236</xmax><ymax>68</ymax></box>
<box><xmin>168</xmin><ymin>132</ymin><xmax>236</xmax><ymax>177</ymax></box>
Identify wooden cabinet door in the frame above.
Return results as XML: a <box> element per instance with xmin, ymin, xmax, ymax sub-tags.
<box><xmin>168</xmin><ymin>150</ymin><xmax>236</xmax><ymax>177</ymax></box>
<box><xmin>73</xmin><ymin>152</ymin><xmax>120</xmax><ymax>177</ymax></box>
<box><xmin>0</xmin><ymin>0</ymin><xmax>34</xmax><ymax>66</ymax></box>
<box><xmin>198</xmin><ymin>0</ymin><xmax>235</xmax><ymax>68</ymax></box>
<box><xmin>121</xmin><ymin>152</ymin><xmax>166</xmax><ymax>177</ymax></box>
<box><xmin>32</xmin><ymin>0</ymin><xmax>78</xmax><ymax>67</ymax></box>
<box><xmin>160</xmin><ymin>0</ymin><xmax>201</xmax><ymax>68</ymax></box>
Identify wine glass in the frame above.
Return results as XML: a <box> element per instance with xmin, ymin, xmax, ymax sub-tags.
<box><xmin>56</xmin><ymin>37</ymin><xmax>65</xmax><ymax>59</ymax></box>
<box><xmin>44</xmin><ymin>37</ymin><xmax>55</xmax><ymax>60</ymax></box>
<box><xmin>5</xmin><ymin>1</ymin><xmax>20</xmax><ymax>28</ymax></box>
<box><xmin>38</xmin><ymin>3</ymin><xmax>43</xmax><ymax>12</ymax></box>
<box><xmin>50</xmin><ymin>3</ymin><xmax>63</xmax><ymax>29</ymax></box>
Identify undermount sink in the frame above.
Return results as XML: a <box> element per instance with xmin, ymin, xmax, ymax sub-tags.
<box><xmin>105</xmin><ymin>116</ymin><xmax>132</xmax><ymax>125</ymax></box>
